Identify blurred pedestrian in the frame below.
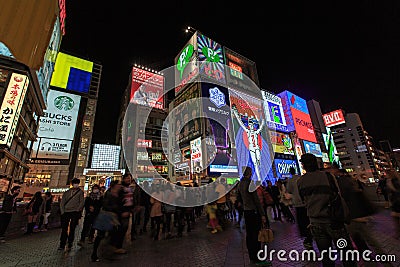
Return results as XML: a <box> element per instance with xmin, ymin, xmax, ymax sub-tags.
<box><xmin>131</xmin><ymin>179</ymin><xmax>146</xmax><ymax>240</ymax></box>
<box><xmin>328</xmin><ymin>165</ymin><xmax>384</xmax><ymax>261</ymax></box>
<box><xmin>58</xmin><ymin>178</ymin><xmax>84</xmax><ymax>251</ymax></box>
<box><xmin>150</xmin><ymin>184</ymin><xmax>163</xmax><ymax>241</ymax></box>
<box><xmin>377</xmin><ymin>176</ymin><xmax>389</xmax><ymax>208</ymax></box>
<box><xmin>297</xmin><ymin>153</ymin><xmax>356</xmax><ymax>267</ymax></box>
<box><xmin>0</xmin><ymin>185</ymin><xmax>21</xmax><ymax>242</ymax></box>
<box><xmin>237</xmin><ymin>166</ymin><xmax>267</xmax><ymax>265</ymax></box>
<box><xmin>24</xmin><ymin>191</ymin><xmax>43</xmax><ymax>235</ymax></box>
<box><xmin>162</xmin><ymin>182</ymin><xmax>176</xmax><ymax>239</ymax></box>
<box><xmin>265</xmin><ymin>180</ymin><xmax>281</xmax><ymax>221</ymax></box>
<box><xmin>286</xmin><ymin>167</ymin><xmax>313</xmax><ymax>249</ymax></box>
<box><xmin>205</xmin><ymin>201</ymin><xmax>221</xmax><ymax>233</ymax></box>
<box><xmin>386</xmin><ymin>169</ymin><xmax>400</xmax><ymax>239</ymax></box>
<box><xmin>39</xmin><ymin>192</ymin><xmax>53</xmax><ymax>231</ymax></box>
<box><xmin>78</xmin><ymin>184</ymin><xmax>103</xmax><ymax>246</ymax></box>
<box><xmin>91</xmin><ymin>180</ymin><xmax>122</xmax><ymax>262</ymax></box>
<box><xmin>276</xmin><ymin>180</ymin><xmax>295</xmax><ymax>223</ymax></box>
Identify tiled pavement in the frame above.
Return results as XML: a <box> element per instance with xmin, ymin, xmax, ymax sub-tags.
<box><xmin>0</xmin><ymin>207</ymin><xmax>399</xmax><ymax>267</ymax></box>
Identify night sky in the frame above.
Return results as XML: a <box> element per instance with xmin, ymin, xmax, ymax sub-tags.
<box><xmin>60</xmin><ymin>1</ymin><xmax>400</xmax><ymax>148</ymax></box>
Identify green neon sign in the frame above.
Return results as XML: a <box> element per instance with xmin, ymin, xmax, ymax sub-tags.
<box><xmin>177</xmin><ymin>44</ymin><xmax>194</xmax><ymax>79</ymax></box>
<box><xmin>201</xmin><ymin>47</ymin><xmax>220</xmax><ymax>63</ymax></box>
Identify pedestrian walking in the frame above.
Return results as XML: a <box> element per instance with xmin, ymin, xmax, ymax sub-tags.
<box><xmin>0</xmin><ymin>185</ymin><xmax>21</xmax><ymax>242</ymax></box>
<box><xmin>24</xmin><ymin>191</ymin><xmax>43</xmax><ymax>235</ymax></box>
<box><xmin>78</xmin><ymin>184</ymin><xmax>103</xmax><ymax>246</ymax></box>
<box><xmin>265</xmin><ymin>180</ymin><xmax>281</xmax><ymax>221</ymax></box>
<box><xmin>58</xmin><ymin>178</ymin><xmax>84</xmax><ymax>251</ymax></box>
<box><xmin>91</xmin><ymin>180</ymin><xmax>122</xmax><ymax>262</ymax></box>
<box><xmin>150</xmin><ymin>184</ymin><xmax>163</xmax><ymax>241</ymax></box>
<box><xmin>385</xmin><ymin>169</ymin><xmax>400</xmax><ymax>239</ymax></box>
<box><xmin>327</xmin><ymin>165</ymin><xmax>384</xmax><ymax>263</ymax></box>
<box><xmin>38</xmin><ymin>192</ymin><xmax>53</xmax><ymax>231</ymax></box>
<box><xmin>297</xmin><ymin>153</ymin><xmax>356</xmax><ymax>267</ymax></box>
<box><xmin>286</xmin><ymin>167</ymin><xmax>313</xmax><ymax>249</ymax></box>
<box><xmin>237</xmin><ymin>166</ymin><xmax>268</xmax><ymax>265</ymax></box>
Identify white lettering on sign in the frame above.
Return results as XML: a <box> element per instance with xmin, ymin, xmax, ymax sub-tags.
<box><xmin>323</xmin><ymin>110</ymin><xmax>345</xmax><ymax>127</ymax></box>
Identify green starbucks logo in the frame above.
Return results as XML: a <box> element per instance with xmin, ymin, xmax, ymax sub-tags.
<box><xmin>54</xmin><ymin>96</ymin><xmax>74</xmax><ymax>111</ymax></box>
<box><xmin>177</xmin><ymin>44</ymin><xmax>194</xmax><ymax>79</ymax></box>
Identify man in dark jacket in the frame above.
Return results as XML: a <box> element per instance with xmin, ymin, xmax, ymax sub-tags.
<box><xmin>58</xmin><ymin>178</ymin><xmax>84</xmax><ymax>251</ymax></box>
<box><xmin>297</xmin><ymin>153</ymin><xmax>356</xmax><ymax>267</ymax></box>
<box><xmin>0</xmin><ymin>186</ymin><xmax>21</xmax><ymax>242</ymax></box>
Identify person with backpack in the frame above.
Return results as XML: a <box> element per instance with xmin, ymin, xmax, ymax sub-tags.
<box><xmin>297</xmin><ymin>153</ymin><xmax>356</xmax><ymax>267</ymax></box>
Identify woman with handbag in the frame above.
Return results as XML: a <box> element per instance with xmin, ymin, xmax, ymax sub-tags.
<box><xmin>24</xmin><ymin>191</ymin><xmax>43</xmax><ymax>235</ymax></box>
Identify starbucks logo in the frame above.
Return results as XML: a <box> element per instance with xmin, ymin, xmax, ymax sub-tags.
<box><xmin>54</xmin><ymin>96</ymin><xmax>74</xmax><ymax>111</ymax></box>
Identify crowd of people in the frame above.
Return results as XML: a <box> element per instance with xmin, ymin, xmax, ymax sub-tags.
<box><xmin>1</xmin><ymin>154</ymin><xmax>400</xmax><ymax>266</ymax></box>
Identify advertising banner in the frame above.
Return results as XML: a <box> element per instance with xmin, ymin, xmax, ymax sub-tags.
<box><xmin>197</xmin><ymin>33</ymin><xmax>226</xmax><ymax>84</ymax></box>
<box><xmin>291</xmin><ymin>108</ymin><xmax>317</xmax><ymax>143</ymax></box>
<box><xmin>0</xmin><ymin>73</ymin><xmax>29</xmax><ymax>147</ymax></box>
<box><xmin>32</xmin><ymin>138</ymin><xmax>72</xmax><ymax>159</ymax></box>
<box><xmin>323</xmin><ymin>127</ymin><xmax>342</xmax><ymax>167</ymax></box>
<box><xmin>229</xmin><ymin>89</ymin><xmax>273</xmax><ymax>181</ymax></box>
<box><xmin>50</xmin><ymin>52</ymin><xmax>93</xmax><ymax>94</ymax></box>
<box><xmin>322</xmin><ymin>109</ymin><xmax>346</xmax><ymax>127</ymax></box>
<box><xmin>274</xmin><ymin>158</ymin><xmax>299</xmax><ymax>178</ymax></box>
<box><xmin>261</xmin><ymin>91</ymin><xmax>288</xmax><ymax>132</ymax></box>
<box><xmin>174</xmin><ymin>33</ymin><xmax>198</xmax><ymax>95</ymax></box>
<box><xmin>91</xmin><ymin>144</ymin><xmax>121</xmax><ymax>169</ymax></box>
<box><xmin>303</xmin><ymin>140</ymin><xmax>323</xmax><ymax>157</ymax></box>
<box><xmin>201</xmin><ymin>82</ymin><xmax>238</xmax><ymax>174</ymax></box>
<box><xmin>279</xmin><ymin>90</ymin><xmax>309</xmax><ymax>114</ymax></box>
<box><xmin>269</xmin><ymin>131</ymin><xmax>294</xmax><ymax>155</ymax></box>
<box><xmin>190</xmin><ymin>137</ymin><xmax>203</xmax><ymax>173</ymax></box>
<box><xmin>130</xmin><ymin>67</ymin><xmax>164</xmax><ymax>109</ymax></box>
<box><xmin>30</xmin><ymin>89</ymin><xmax>81</xmax><ymax>164</ymax></box>
<box><xmin>291</xmin><ymin>132</ymin><xmax>305</xmax><ymax>174</ymax></box>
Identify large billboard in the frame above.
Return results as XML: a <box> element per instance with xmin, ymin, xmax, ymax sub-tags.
<box><xmin>261</xmin><ymin>91</ymin><xmax>288</xmax><ymax>132</ymax></box>
<box><xmin>224</xmin><ymin>47</ymin><xmax>259</xmax><ymax>90</ymax></box>
<box><xmin>130</xmin><ymin>67</ymin><xmax>164</xmax><ymax>109</ymax></box>
<box><xmin>274</xmin><ymin>158</ymin><xmax>299</xmax><ymax>178</ymax></box>
<box><xmin>279</xmin><ymin>90</ymin><xmax>309</xmax><ymax>114</ymax></box>
<box><xmin>291</xmin><ymin>108</ymin><xmax>317</xmax><ymax>143</ymax></box>
<box><xmin>197</xmin><ymin>33</ymin><xmax>226</xmax><ymax>84</ymax></box>
<box><xmin>323</xmin><ymin>109</ymin><xmax>346</xmax><ymax>127</ymax></box>
<box><xmin>174</xmin><ymin>32</ymin><xmax>198</xmax><ymax>96</ymax></box>
<box><xmin>30</xmin><ymin>89</ymin><xmax>81</xmax><ymax>164</ymax></box>
<box><xmin>229</xmin><ymin>89</ymin><xmax>273</xmax><ymax>181</ymax></box>
<box><xmin>0</xmin><ymin>73</ymin><xmax>29</xmax><ymax>147</ymax></box>
<box><xmin>269</xmin><ymin>131</ymin><xmax>294</xmax><ymax>155</ymax></box>
<box><xmin>303</xmin><ymin>140</ymin><xmax>323</xmax><ymax>157</ymax></box>
<box><xmin>50</xmin><ymin>52</ymin><xmax>94</xmax><ymax>94</ymax></box>
<box><xmin>91</xmin><ymin>144</ymin><xmax>121</xmax><ymax>169</ymax></box>
<box><xmin>201</xmin><ymin>83</ymin><xmax>238</xmax><ymax>174</ymax></box>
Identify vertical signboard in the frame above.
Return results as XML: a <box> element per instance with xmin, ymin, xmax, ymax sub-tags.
<box><xmin>130</xmin><ymin>67</ymin><xmax>164</xmax><ymax>109</ymax></box>
<box><xmin>0</xmin><ymin>73</ymin><xmax>29</xmax><ymax>147</ymax></box>
<box><xmin>261</xmin><ymin>91</ymin><xmax>288</xmax><ymax>132</ymax></box>
<box><xmin>174</xmin><ymin>32</ymin><xmax>198</xmax><ymax>96</ymax></box>
<box><xmin>323</xmin><ymin>127</ymin><xmax>342</xmax><ymax>168</ymax></box>
<box><xmin>30</xmin><ymin>89</ymin><xmax>81</xmax><ymax>164</ymax></box>
<box><xmin>190</xmin><ymin>137</ymin><xmax>203</xmax><ymax>174</ymax></box>
<box><xmin>229</xmin><ymin>89</ymin><xmax>273</xmax><ymax>181</ymax></box>
<box><xmin>197</xmin><ymin>33</ymin><xmax>226</xmax><ymax>84</ymax></box>
<box><xmin>201</xmin><ymin>83</ymin><xmax>238</xmax><ymax>174</ymax></box>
